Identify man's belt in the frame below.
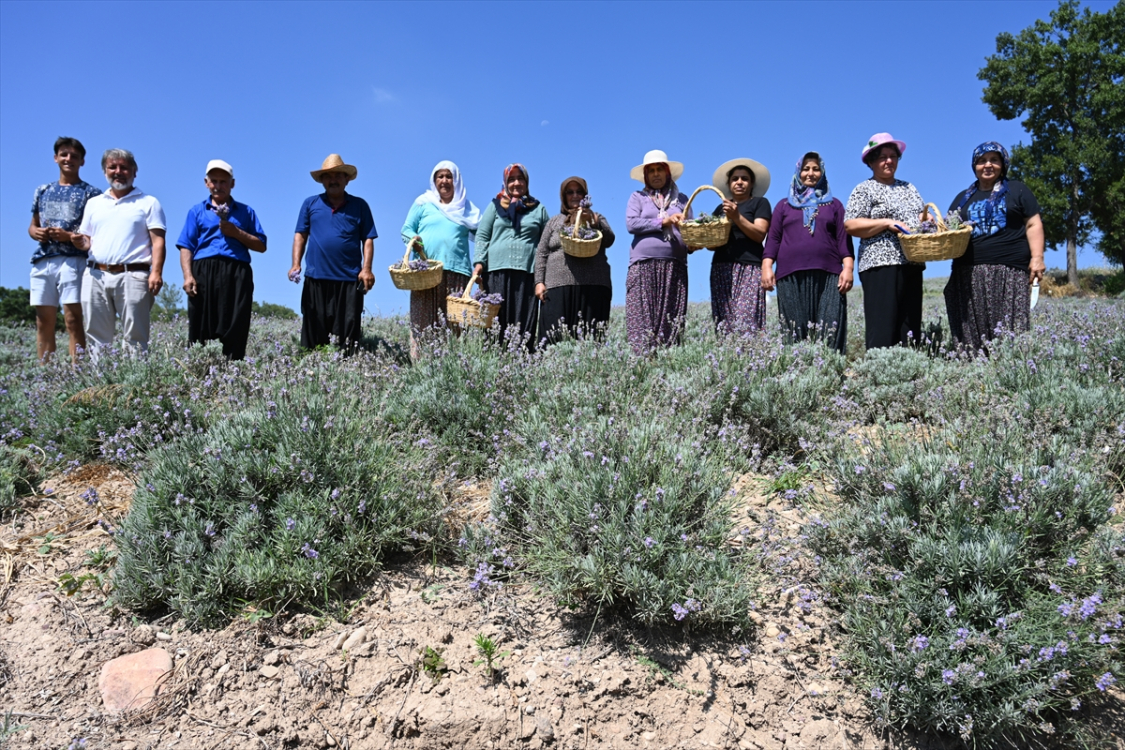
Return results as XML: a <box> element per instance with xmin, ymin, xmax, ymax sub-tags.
<box><xmin>88</xmin><ymin>262</ymin><xmax>151</xmax><ymax>273</ymax></box>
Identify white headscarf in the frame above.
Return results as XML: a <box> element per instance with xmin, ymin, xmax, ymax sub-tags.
<box><xmin>414</xmin><ymin>160</ymin><xmax>481</xmax><ymax>232</ymax></box>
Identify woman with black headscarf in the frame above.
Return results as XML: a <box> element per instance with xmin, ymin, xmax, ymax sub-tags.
<box><xmin>473</xmin><ymin>163</ymin><xmax>550</xmax><ymax>347</ymax></box>
<box><xmin>944</xmin><ymin>141</ymin><xmax>1045</xmax><ymax>351</ymax></box>
<box><xmin>534</xmin><ymin>176</ymin><xmax>615</xmax><ymax>344</ymax></box>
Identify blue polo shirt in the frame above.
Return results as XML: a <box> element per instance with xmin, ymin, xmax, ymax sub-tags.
<box><xmin>295</xmin><ymin>193</ymin><xmax>378</xmax><ymax>282</ymax></box>
<box><xmin>176</xmin><ymin>197</ymin><xmax>267</xmax><ymax>264</ymax></box>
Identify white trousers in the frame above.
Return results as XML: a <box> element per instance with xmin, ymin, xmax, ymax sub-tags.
<box><xmin>81</xmin><ymin>267</ymin><xmax>153</xmax><ymax>354</ymax></box>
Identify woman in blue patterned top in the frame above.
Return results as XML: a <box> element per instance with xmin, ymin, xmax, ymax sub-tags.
<box><xmin>944</xmin><ymin>142</ymin><xmax>1045</xmax><ymax>351</ymax></box>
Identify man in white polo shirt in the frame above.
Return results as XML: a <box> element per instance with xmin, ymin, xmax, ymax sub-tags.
<box><xmin>72</xmin><ymin>148</ymin><xmax>167</xmax><ymax>354</ymax></box>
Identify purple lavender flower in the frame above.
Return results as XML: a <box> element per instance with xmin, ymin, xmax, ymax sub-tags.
<box><xmin>1095</xmin><ymin>672</ymin><xmax>1116</xmax><ymax>692</ymax></box>
<box><xmin>301</xmin><ymin>543</ymin><xmax>319</xmax><ymax>559</ymax></box>
<box><xmin>672</xmin><ymin>603</ymin><xmax>688</xmax><ymax>621</ymax></box>
<box><xmin>644</xmin><ymin>537</ymin><xmax>656</xmax><ymax>549</ymax></box>
<box><xmin>285</xmin><ymin>517</ymin><xmax>296</xmax><ymax>531</ymax></box>
<box><xmin>942</xmin><ymin>669</ymin><xmax>956</xmax><ymax>685</ymax></box>
<box><xmin>911</xmin><ymin>635</ymin><xmax>929</xmax><ymax>652</ymax></box>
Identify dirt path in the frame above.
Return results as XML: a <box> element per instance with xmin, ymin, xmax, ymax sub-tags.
<box><xmin>2</xmin><ymin>467</ymin><xmax>1121</xmax><ymax>750</ymax></box>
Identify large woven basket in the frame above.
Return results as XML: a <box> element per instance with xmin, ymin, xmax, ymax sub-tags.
<box><xmin>900</xmin><ymin>202</ymin><xmax>971</xmax><ymax>263</ymax></box>
<box><xmin>446</xmin><ymin>270</ymin><xmax>499</xmax><ymax>329</ymax></box>
<box><xmin>560</xmin><ymin>209</ymin><xmax>603</xmax><ymax>258</ymax></box>
<box><xmin>679</xmin><ymin>185</ymin><xmax>731</xmax><ymax>250</ymax></box>
<box><xmin>389</xmin><ymin>238</ymin><xmax>444</xmax><ymax>291</ymax></box>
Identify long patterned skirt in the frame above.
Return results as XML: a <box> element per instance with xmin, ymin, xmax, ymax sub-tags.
<box><xmin>944</xmin><ymin>263</ymin><xmax>1031</xmax><ymax>351</ymax></box>
<box><xmin>710</xmin><ymin>261</ymin><xmax>766</xmax><ymax>335</ymax></box>
<box><xmin>625</xmin><ymin>258</ymin><xmax>688</xmax><ymax>355</ymax></box>
<box><xmin>409</xmin><ymin>270</ymin><xmax>470</xmax><ymax>359</ymax></box>
<box><xmin>775</xmin><ymin>270</ymin><xmax>848</xmax><ymax>354</ymax></box>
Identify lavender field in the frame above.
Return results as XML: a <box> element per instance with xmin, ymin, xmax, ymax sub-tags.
<box><xmin>1</xmin><ymin>287</ymin><xmax>1123</xmax><ymax>748</ymax></box>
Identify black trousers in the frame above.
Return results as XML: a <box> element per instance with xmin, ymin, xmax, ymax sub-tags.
<box><xmin>859</xmin><ymin>264</ymin><xmax>923</xmax><ymax>350</ymax></box>
<box><xmin>300</xmin><ymin>277</ymin><xmax>364</xmax><ymax>351</ymax></box>
<box><xmin>187</xmin><ymin>257</ymin><xmax>254</xmax><ymax>360</ymax></box>
<box><xmin>482</xmin><ymin>269</ymin><xmax>538</xmax><ymax>350</ymax></box>
<box><xmin>537</xmin><ymin>284</ymin><xmax>611</xmax><ymax>344</ymax></box>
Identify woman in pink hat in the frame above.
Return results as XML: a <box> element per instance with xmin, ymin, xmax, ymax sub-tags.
<box><xmin>844</xmin><ymin>133</ymin><xmax>925</xmax><ymax>350</ymax></box>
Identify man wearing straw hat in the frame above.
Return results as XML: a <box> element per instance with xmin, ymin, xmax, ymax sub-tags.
<box><xmin>290</xmin><ymin>154</ymin><xmax>377</xmax><ymax>351</ymax></box>
<box><xmin>176</xmin><ymin>159</ymin><xmax>266</xmax><ymax>361</ymax></box>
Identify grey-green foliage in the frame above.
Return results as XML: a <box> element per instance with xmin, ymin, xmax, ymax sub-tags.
<box><xmin>112</xmin><ymin>367</ymin><xmax>444</xmax><ymax>627</ymax></box>
<box><xmin>809</xmin><ymin>426</ymin><xmax>1123</xmax><ymax>745</ymax></box>
<box><xmin>0</xmin><ymin>444</ymin><xmax>37</xmax><ymax>519</ymax></box>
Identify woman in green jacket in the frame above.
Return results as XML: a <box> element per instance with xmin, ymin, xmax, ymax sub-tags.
<box><xmin>473</xmin><ymin>163</ymin><xmax>550</xmax><ymax>348</ymax></box>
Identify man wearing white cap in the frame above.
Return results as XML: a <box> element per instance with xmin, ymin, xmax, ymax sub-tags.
<box><xmin>72</xmin><ymin>148</ymin><xmax>167</xmax><ymax>355</ymax></box>
<box><xmin>176</xmin><ymin>160</ymin><xmax>267</xmax><ymax>360</ymax></box>
<box><xmin>290</xmin><ymin>154</ymin><xmax>377</xmax><ymax>351</ymax></box>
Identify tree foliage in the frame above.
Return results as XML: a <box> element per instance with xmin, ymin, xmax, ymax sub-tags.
<box><xmin>251</xmin><ymin>300</ymin><xmax>298</xmax><ymax>320</ymax></box>
<box><xmin>978</xmin><ymin>0</ymin><xmax>1125</xmax><ymax>279</ymax></box>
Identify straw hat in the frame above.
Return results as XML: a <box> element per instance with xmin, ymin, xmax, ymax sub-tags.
<box><xmin>712</xmin><ymin>158</ymin><xmax>771</xmax><ymax>199</ymax></box>
<box><xmin>860</xmin><ymin>133</ymin><xmax>907</xmax><ymax>165</ymax></box>
<box><xmin>630</xmin><ymin>150</ymin><xmax>684</xmax><ymax>182</ymax></box>
<box><xmin>311</xmin><ymin>154</ymin><xmax>358</xmax><ymax>182</ymax></box>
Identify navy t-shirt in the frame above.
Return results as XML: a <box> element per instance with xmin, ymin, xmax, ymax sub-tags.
<box><xmin>710</xmin><ymin>197</ymin><xmax>772</xmax><ymax>264</ymax></box>
<box><xmin>949</xmin><ymin>180</ymin><xmax>1040</xmax><ymax>270</ymax></box>
<box><xmin>295</xmin><ymin>193</ymin><xmax>378</xmax><ymax>281</ymax></box>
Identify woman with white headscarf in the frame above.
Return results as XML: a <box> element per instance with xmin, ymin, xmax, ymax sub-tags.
<box><xmin>401</xmin><ymin>160</ymin><xmax>481</xmax><ymax>351</ymax></box>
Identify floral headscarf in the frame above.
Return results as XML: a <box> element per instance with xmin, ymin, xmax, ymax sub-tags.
<box><xmin>493</xmin><ymin>163</ymin><xmax>539</xmax><ymax>232</ymax></box>
<box><xmin>414</xmin><ymin>160</ymin><xmax>481</xmax><ymax>232</ymax></box>
<box><xmin>641</xmin><ymin>163</ymin><xmax>684</xmax><ymax>242</ymax></box>
<box><xmin>787</xmin><ymin>152</ymin><xmax>834</xmax><ymax>236</ymax></box>
<box><xmin>956</xmin><ymin>141</ymin><xmax>1010</xmax><ymax>230</ymax></box>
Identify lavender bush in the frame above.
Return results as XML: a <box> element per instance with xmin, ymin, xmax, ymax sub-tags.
<box><xmin>113</xmin><ymin>366</ymin><xmax>444</xmax><ymax>626</ymax></box>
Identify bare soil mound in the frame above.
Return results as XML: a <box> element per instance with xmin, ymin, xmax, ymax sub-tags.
<box><xmin>2</xmin><ymin>467</ymin><xmax>1121</xmax><ymax>750</ymax></box>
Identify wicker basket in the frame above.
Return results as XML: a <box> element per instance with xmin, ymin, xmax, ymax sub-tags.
<box><xmin>679</xmin><ymin>185</ymin><xmax>731</xmax><ymax>250</ymax></box>
<box><xmin>446</xmin><ymin>270</ymin><xmax>500</xmax><ymax>328</ymax></box>
<box><xmin>900</xmin><ymin>202</ymin><xmax>971</xmax><ymax>263</ymax></box>
<box><xmin>389</xmin><ymin>238</ymin><xmax>444</xmax><ymax>291</ymax></box>
<box><xmin>560</xmin><ymin>209</ymin><xmax>603</xmax><ymax>258</ymax></box>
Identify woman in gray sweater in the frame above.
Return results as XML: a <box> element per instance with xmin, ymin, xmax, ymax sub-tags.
<box><xmin>534</xmin><ymin>176</ymin><xmax>615</xmax><ymax>344</ymax></box>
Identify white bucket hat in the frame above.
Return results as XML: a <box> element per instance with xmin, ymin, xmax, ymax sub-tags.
<box><xmin>630</xmin><ymin>149</ymin><xmax>684</xmax><ymax>183</ymax></box>
<box><xmin>712</xmin><ymin>158</ymin><xmax>771</xmax><ymax>199</ymax></box>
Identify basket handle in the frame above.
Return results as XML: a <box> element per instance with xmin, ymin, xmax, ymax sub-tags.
<box><xmin>573</xmin><ymin>206</ymin><xmax>584</xmax><ymax>235</ymax></box>
<box><xmin>461</xmin><ymin>269</ymin><xmax>480</xmax><ymax>301</ymax></box>
<box><xmin>920</xmin><ymin>202</ymin><xmax>948</xmax><ymax>232</ymax></box>
<box><xmin>682</xmin><ymin>185</ymin><xmax>726</xmax><ymax>218</ymax></box>
<box><xmin>401</xmin><ymin>236</ymin><xmax>428</xmax><ymax>266</ymax></box>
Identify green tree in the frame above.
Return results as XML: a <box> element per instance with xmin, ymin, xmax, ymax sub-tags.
<box><xmin>251</xmin><ymin>300</ymin><xmax>298</xmax><ymax>320</ymax></box>
<box><xmin>978</xmin><ymin>0</ymin><xmax>1125</xmax><ymax>283</ymax></box>
<box><xmin>152</xmin><ymin>284</ymin><xmax>185</xmax><ymax>322</ymax></box>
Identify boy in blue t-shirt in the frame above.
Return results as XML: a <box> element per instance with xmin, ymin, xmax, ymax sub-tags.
<box><xmin>29</xmin><ymin>136</ymin><xmax>102</xmax><ymax>361</ymax></box>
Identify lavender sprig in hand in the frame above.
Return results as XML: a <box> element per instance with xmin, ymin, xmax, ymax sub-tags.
<box><xmin>213</xmin><ymin>203</ymin><xmax>232</xmax><ymax>221</ymax></box>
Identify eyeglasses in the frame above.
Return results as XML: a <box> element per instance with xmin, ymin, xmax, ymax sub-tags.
<box><xmin>564</xmin><ymin>189</ymin><xmax>586</xmax><ymax>196</ymax></box>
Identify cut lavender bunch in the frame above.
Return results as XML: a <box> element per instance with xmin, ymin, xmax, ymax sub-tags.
<box><xmin>395</xmin><ymin>259</ymin><xmax>432</xmax><ymax>272</ymax></box>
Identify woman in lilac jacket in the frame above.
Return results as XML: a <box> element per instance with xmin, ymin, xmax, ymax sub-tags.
<box><xmin>762</xmin><ymin>152</ymin><xmax>854</xmax><ymax>353</ymax></box>
<box><xmin>624</xmin><ymin>149</ymin><xmax>692</xmax><ymax>355</ymax></box>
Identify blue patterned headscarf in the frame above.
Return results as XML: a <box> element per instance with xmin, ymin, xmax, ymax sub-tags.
<box><xmin>957</xmin><ymin>142</ymin><xmax>1010</xmax><ymax>229</ymax></box>
<box><xmin>787</xmin><ymin>152</ymin><xmax>833</xmax><ymax>236</ymax></box>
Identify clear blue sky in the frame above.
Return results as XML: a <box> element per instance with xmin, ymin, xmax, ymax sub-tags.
<box><xmin>0</xmin><ymin>0</ymin><xmax>1115</xmax><ymax>316</ymax></box>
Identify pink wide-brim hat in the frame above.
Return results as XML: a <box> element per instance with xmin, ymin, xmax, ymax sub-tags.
<box><xmin>861</xmin><ymin>133</ymin><xmax>907</xmax><ymax>164</ymax></box>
